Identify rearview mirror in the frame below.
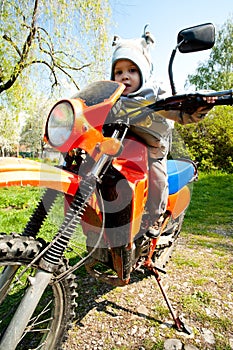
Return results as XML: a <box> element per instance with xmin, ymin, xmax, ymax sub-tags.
<box><xmin>177</xmin><ymin>23</ymin><xmax>215</xmax><ymax>53</ymax></box>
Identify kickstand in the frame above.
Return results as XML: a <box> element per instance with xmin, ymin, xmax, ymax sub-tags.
<box><xmin>151</xmin><ymin>267</ymin><xmax>192</xmax><ymax>335</ymax></box>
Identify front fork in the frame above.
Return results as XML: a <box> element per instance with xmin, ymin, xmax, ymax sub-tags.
<box><xmin>0</xmin><ymin>266</ymin><xmax>19</xmax><ymax>304</ymax></box>
<box><xmin>0</xmin><ymin>269</ymin><xmax>53</xmax><ymax>350</ymax></box>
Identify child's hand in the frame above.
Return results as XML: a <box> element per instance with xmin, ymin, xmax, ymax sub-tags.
<box><xmin>195</xmin><ymin>95</ymin><xmax>217</xmax><ymax>114</ymax></box>
<box><xmin>203</xmin><ymin>96</ymin><xmax>217</xmax><ymax>104</ymax></box>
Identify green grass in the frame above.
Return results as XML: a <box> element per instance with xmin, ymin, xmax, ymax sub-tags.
<box><xmin>183</xmin><ymin>171</ymin><xmax>233</xmax><ymax>236</ymax></box>
<box><xmin>0</xmin><ymin>186</ymin><xmax>43</xmax><ymax>233</ymax></box>
<box><xmin>0</xmin><ymin>186</ymin><xmax>86</xmax><ymax>254</ymax></box>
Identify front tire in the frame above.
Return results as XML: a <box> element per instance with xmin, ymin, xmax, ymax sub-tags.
<box><xmin>0</xmin><ymin>233</ymin><xmax>77</xmax><ymax>350</ymax></box>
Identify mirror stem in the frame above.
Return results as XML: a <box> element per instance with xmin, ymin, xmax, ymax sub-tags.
<box><xmin>168</xmin><ymin>40</ymin><xmax>184</xmax><ymax>96</ymax></box>
<box><xmin>168</xmin><ymin>48</ymin><xmax>177</xmax><ymax>96</ymax></box>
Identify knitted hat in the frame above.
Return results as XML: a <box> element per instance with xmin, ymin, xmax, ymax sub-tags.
<box><xmin>111</xmin><ymin>25</ymin><xmax>155</xmax><ymax>93</ymax></box>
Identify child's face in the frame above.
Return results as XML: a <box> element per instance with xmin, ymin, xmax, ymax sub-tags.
<box><xmin>113</xmin><ymin>59</ymin><xmax>141</xmax><ymax>96</ymax></box>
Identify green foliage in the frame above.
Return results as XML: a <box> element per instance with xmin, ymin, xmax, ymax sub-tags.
<box><xmin>173</xmin><ymin>106</ymin><xmax>233</xmax><ymax>172</ymax></box>
<box><xmin>0</xmin><ymin>107</ymin><xmax>19</xmax><ymax>155</ymax></box>
<box><xmin>179</xmin><ymin>18</ymin><xmax>233</xmax><ymax>173</ymax></box>
<box><xmin>187</xmin><ymin>17</ymin><xmax>233</xmax><ymax>90</ymax></box>
<box><xmin>0</xmin><ymin>0</ymin><xmax>112</xmax><ymax>155</ymax></box>
<box><xmin>0</xmin><ymin>0</ymin><xmax>112</xmax><ymax>94</ymax></box>
<box><xmin>168</xmin><ymin>18</ymin><xmax>233</xmax><ymax>173</ymax></box>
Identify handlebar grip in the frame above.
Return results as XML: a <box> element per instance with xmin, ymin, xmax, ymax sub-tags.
<box><xmin>168</xmin><ymin>93</ymin><xmax>233</xmax><ymax>114</ymax></box>
<box><xmin>214</xmin><ymin>95</ymin><xmax>233</xmax><ymax>106</ymax></box>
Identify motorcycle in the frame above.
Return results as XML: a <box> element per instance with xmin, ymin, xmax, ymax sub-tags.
<box><xmin>0</xmin><ymin>23</ymin><xmax>232</xmax><ymax>349</ymax></box>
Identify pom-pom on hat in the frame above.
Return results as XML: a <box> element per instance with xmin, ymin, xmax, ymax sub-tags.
<box><xmin>111</xmin><ymin>25</ymin><xmax>155</xmax><ymax>92</ymax></box>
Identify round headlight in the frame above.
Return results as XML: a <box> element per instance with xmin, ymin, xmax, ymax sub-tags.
<box><xmin>47</xmin><ymin>101</ymin><xmax>74</xmax><ymax>147</ymax></box>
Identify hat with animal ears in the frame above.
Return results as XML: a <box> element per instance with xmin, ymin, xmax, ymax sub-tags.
<box><xmin>111</xmin><ymin>25</ymin><xmax>155</xmax><ymax>90</ymax></box>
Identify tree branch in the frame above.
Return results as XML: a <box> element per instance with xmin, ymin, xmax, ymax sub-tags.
<box><xmin>0</xmin><ymin>0</ymin><xmax>39</xmax><ymax>93</ymax></box>
<box><xmin>0</xmin><ymin>0</ymin><xmax>104</xmax><ymax>95</ymax></box>
<box><xmin>2</xmin><ymin>34</ymin><xmax>22</xmax><ymax>57</ymax></box>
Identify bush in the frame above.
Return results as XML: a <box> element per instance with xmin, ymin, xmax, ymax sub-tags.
<box><xmin>172</xmin><ymin>106</ymin><xmax>233</xmax><ymax>173</ymax></box>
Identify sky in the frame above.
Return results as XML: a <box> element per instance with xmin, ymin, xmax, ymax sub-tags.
<box><xmin>109</xmin><ymin>0</ymin><xmax>232</xmax><ymax>93</ymax></box>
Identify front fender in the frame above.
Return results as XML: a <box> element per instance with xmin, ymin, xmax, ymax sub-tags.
<box><xmin>0</xmin><ymin>157</ymin><xmax>79</xmax><ymax>196</ymax></box>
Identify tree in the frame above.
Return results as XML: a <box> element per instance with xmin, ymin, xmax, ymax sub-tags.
<box><xmin>174</xmin><ymin>17</ymin><xmax>233</xmax><ymax>173</ymax></box>
<box><xmin>19</xmin><ymin>96</ymin><xmax>49</xmax><ymax>157</ymax></box>
<box><xmin>0</xmin><ymin>107</ymin><xmax>19</xmax><ymax>156</ymax></box>
<box><xmin>0</xmin><ymin>0</ymin><xmax>112</xmax><ymax>156</ymax></box>
<box><xmin>186</xmin><ymin>17</ymin><xmax>233</xmax><ymax>90</ymax></box>
<box><xmin>0</xmin><ymin>0</ymin><xmax>112</xmax><ymax>95</ymax></box>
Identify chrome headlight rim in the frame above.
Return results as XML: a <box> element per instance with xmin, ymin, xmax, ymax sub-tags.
<box><xmin>46</xmin><ymin>100</ymin><xmax>75</xmax><ymax>148</ymax></box>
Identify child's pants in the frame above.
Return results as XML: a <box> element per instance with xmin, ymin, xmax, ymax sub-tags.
<box><xmin>147</xmin><ymin>157</ymin><xmax>168</xmax><ymax>222</ymax></box>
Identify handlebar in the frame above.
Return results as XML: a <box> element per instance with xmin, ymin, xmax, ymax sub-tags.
<box><xmin>150</xmin><ymin>89</ymin><xmax>233</xmax><ymax>112</ymax></box>
<box><xmin>121</xmin><ymin>89</ymin><xmax>233</xmax><ymax>124</ymax></box>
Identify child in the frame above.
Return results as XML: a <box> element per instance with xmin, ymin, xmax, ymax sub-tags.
<box><xmin>109</xmin><ymin>27</ymin><xmax>214</xmax><ymax>237</ymax></box>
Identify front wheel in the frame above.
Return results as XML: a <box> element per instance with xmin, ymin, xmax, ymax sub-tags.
<box><xmin>0</xmin><ymin>233</ymin><xmax>77</xmax><ymax>350</ymax></box>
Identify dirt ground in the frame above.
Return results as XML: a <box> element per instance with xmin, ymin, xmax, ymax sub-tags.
<box><xmin>63</xmin><ymin>234</ymin><xmax>233</xmax><ymax>350</ymax></box>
